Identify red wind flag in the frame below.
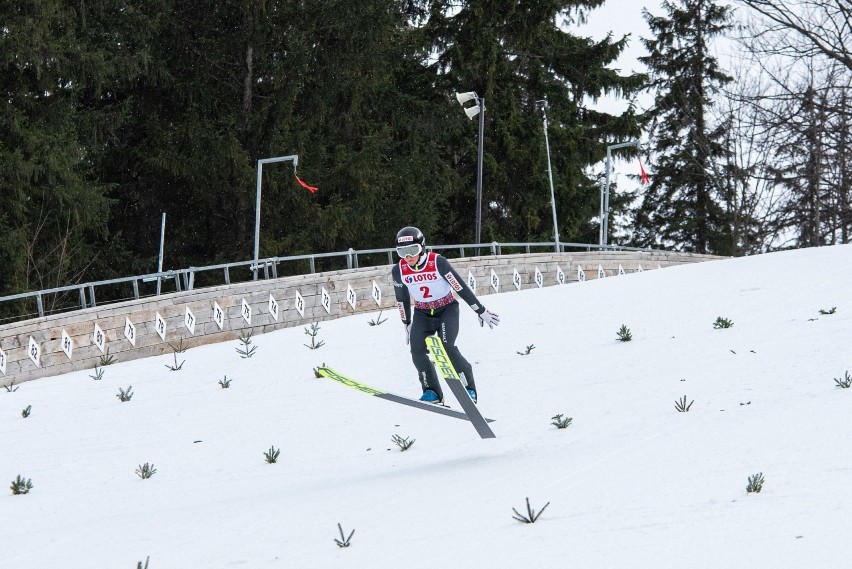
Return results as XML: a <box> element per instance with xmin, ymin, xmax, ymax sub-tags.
<box><xmin>639</xmin><ymin>158</ymin><xmax>650</xmax><ymax>185</ymax></box>
<box><xmin>295</xmin><ymin>175</ymin><xmax>318</xmax><ymax>193</ymax></box>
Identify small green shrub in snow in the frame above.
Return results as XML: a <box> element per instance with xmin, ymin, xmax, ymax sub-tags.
<box><xmin>10</xmin><ymin>475</ymin><xmax>33</xmax><ymax>495</ymax></box>
<box><xmin>264</xmin><ymin>446</ymin><xmax>281</xmax><ymax>464</ymax></box>
<box><xmin>713</xmin><ymin>316</ymin><xmax>734</xmax><ymax>329</ymax></box>
<box><xmin>368</xmin><ymin>311</ymin><xmax>387</xmax><ymax>326</ymax></box>
<box><xmin>512</xmin><ymin>497</ymin><xmax>550</xmax><ymax>524</ymax></box>
<box><xmin>517</xmin><ymin>344</ymin><xmax>536</xmax><ymax>356</ymax></box>
<box><xmin>616</xmin><ymin>325</ymin><xmax>632</xmax><ymax>342</ymax></box>
<box><xmin>551</xmin><ymin>414</ymin><xmax>572</xmax><ymax>429</ymax></box>
<box><xmin>334</xmin><ymin>523</ymin><xmax>355</xmax><ymax>547</ymax></box>
<box><xmin>136</xmin><ymin>463</ymin><xmax>157</xmax><ymax>480</ymax></box>
<box><xmin>819</xmin><ymin>307</ymin><xmax>837</xmax><ymax>315</ymax></box>
<box><xmin>391</xmin><ymin>434</ymin><xmax>415</xmax><ymax>451</ymax></box>
<box><xmin>236</xmin><ymin>330</ymin><xmax>257</xmax><ymax>359</ymax></box>
<box><xmin>304</xmin><ymin>323</ymin><xmax>325</xmax><ymax>350</ymax></box>
<box><xmin>98</xmin><ymin>349</ymin><xmax>117</xmax><ymax>366</ymax></box>
<box><xmin>834</xmin><ymin>371</ymin><xmax>852</xmax><ymax>388</ymax></box>
<box><xmin>164</xmin><ymin>342</ymin><xmax>185</xmax><ymax>371</ymax></box>
<box><xmin>675</xmin><ymin>396</ymin><xmax>694</xmax><ymax>412</ymax></box>
<box><xmin>746</xmin><ymin>472</ymin><xmax>765</xmax><ymax>493</ymax></box>
<box><xmin>116</xmin><ymin>386</ymin><xmax>134</xmax><ymax>402</ymax></box>
<box><xmin>21</xmin><ymin>405</ymin><xmax>31</xmax><ymax>418</ymax></box>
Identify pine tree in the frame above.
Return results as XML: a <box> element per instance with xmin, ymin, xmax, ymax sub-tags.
<box><xmin>420</xmin><ymin>0</ymin><xmax>646</xmax><ymax>244</ymax></box>
<box><xmin>0</xmin><ymin>1</ymin><xmax>115</xmax><ymax>304</ymax></box>
<box><xmin>632</xmin><ymin>0</ymin><xmax>734</xmax><ymax>254</ymax></box>
<box><xmin>94</xmin><ymin>0</ymin><xmax>257</xmax><ymax>271</ymax></box>
<box><xmin>251</xmin><ymin>0</ymin><xmax>460</xmax><ymax>258</ymax></box>
<box><xmin>96</xmin><ymin>0</ymin><xmax>457</xmax><ymax>271</ymax></box>
<box><xmin>2</xmin><ymin>0</ymin><xmax>651</xmax><ymax>296</ymax></box>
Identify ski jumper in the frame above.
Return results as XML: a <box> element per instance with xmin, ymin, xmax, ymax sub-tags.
<box><xmin>392</xmin><ymin>252</ymin><xmax>487</xmax><ymax>400</ymax></box>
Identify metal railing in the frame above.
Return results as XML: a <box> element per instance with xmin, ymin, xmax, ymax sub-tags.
<box><xmin>0</xmin><ymin>241</ymin><xmax>652</xmax><ymax>324</ymax></box>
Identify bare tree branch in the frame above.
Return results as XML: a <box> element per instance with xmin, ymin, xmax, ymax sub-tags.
<box><xmin>738</xmin><ymin>0</ymin><xmax>852</xmax><ymax>71</ymax></box>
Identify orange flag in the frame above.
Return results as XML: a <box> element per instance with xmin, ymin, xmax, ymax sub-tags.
<box><xmin>296</xmin><ymin>175</ymin><xmax>318</xmax><ymax>193</ymax></box>
<box><xmin>639</xmin><ymin>158</ymin><xmax>650</xmax><ymax>185</ymax></box>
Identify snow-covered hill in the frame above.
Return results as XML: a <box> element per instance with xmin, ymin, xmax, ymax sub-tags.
<box><xmin>3</xmin><ymin>245</ymin><xmax>851</xmax><ymax>569</ymax></box>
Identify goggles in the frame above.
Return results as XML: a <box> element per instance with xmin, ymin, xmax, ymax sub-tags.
<box><xmin>396</xmin><ymin>243</ymin><xmax>423</xmax><ymax>258</ymax></box>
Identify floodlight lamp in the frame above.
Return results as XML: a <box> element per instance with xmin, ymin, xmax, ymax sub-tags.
<box><xmin>456</xmin><ymin>91</ymin><xmax>477</xmax><ymax>105</ymax></box>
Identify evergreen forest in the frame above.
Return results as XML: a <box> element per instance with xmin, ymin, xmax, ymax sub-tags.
<box><xmin>2</xmin><ymin>0</ymin><xmax>850</xmax><ymax>303</ymax></box>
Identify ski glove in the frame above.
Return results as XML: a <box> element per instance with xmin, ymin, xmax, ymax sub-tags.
<box><xmin>478</xmin><ymin>309</ymin><xmax>500</xmax><ymax>329</ymax></box>
<box><xmin>402</xmin><ymin>322</ymin><xmax>412</xmax><ymax>345</ymax></box>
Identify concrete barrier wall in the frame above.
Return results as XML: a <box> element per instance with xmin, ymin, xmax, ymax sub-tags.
<box><xmin>0</xmin><ymin>251</ymin><xmax>724</xmax><ymax>386</ymax></box>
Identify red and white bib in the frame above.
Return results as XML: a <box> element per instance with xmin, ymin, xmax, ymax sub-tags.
<box><xmin>399</xmin><ymin>252</ymin><xmax>453</xmax><ymax>307</ymax></box>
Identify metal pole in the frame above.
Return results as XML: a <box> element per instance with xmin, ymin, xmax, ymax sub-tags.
<box><xmin>156</xmin><ymin>212</ymin><xmax>166</xmax><ymax>296</ymax></box>
<box><xmin>599</xmin><ymin>175</ymin><xmax>605</xmax><ymax>245</ymax></box>
<box><xmin>475</xmin><ymin>97</ymin><xmax>485</xmax><ymax>249</ymax></box>
<box><xmin>254</xmin><ymin>162</ymin><xmax>264</xmax><ymax>279</ymax></box>
<box><xmin>601</xmin><ymin>140</ymin><xmax>641</xmax><ymax>247</ymax></box>
<box><xmin>540</xmin><ymin>103</ymin><xmax>560</xmax><ymax>252</ymax></box>
<box><xmin>253</xmin><ymin>154</ymin><xmax>299</xmax><ymax>280</ymax></box>
<box><xmin>603</xmin><ymin>146</ymin><xmax>612</xmax><ymax>246</ymax></box>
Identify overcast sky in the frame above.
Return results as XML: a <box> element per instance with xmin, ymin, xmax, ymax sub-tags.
<box><xmin>573</xmin><ymin>0</ymin><xmax>654</xmax><ymax>115</ymax></box>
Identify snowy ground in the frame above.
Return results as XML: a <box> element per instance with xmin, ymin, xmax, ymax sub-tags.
<box><xmin>3</xmin><ymin>245</ymin><xmax>851</xmax><ymax>569</ymax></box>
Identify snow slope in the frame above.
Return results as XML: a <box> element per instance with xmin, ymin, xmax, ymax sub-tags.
<box><xmin>3</xmin><ymin>245</ymin><xmax>851</xmax><ymax>569</ymax></box>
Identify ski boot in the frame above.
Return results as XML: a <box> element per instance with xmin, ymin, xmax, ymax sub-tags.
<box><xmin>419</xmin><ymin>389</ymin><xmax>442</xmax><ymax>404</ymax></box>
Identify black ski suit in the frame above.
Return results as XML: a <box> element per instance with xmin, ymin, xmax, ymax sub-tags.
<box><xmin>392</xmin><ymin>252</ymin><xmax>487</xmax><ymax>400</ymax></box>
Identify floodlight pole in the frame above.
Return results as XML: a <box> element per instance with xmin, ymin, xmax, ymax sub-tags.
<box><xmin>254</xmin><ymin>154</ymin><xmax>298</xmax><ymax>280</ymax></box>
<box><xmin>600</xmin><ymin>140</ymin><xmax>640</xmax><ymax>247</ymax></box>
<box><xmin>456</xmin><ymin>91</ymin><xmax>485</xmax><ymax>252</ymax></box>
<box><xmin>538</xmin><ymin>101</ymin><xmax>560</xmax><ymax>252</ymax></box>
<box><xmin>475</xmin><ymin>96</ymin><xmax>485</xmax><ymax>248</ymax></box>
